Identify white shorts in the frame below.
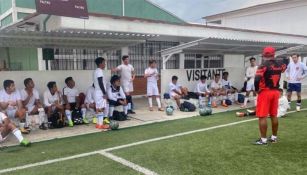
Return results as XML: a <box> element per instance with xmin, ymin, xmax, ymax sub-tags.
<box><xmin>94</xmin><ymin>91</ymin><xmax>107</xmax><ymax>109</ymax></box>
<box><xmin>170</xmin><ymin>91</ymin><xmax>181</xmax><ymax>98</ymax></box>
<box><xmin>246</xmin><ymin>81</ymin><xmax>255</xmax><ymax>91</ymax></box>
<box><xmin>122</xmin><ymin>81</ymin><xmax>134</xmax><ymax>93</ymax></box>
<box><xmin>6</xmin><ymin>109</ymin><xmax>17</xmax><ymax>119</ymax></box>
<box><xmin>147</xmin><ymin>84</ymin><xmax>160</xmax><ymax>96</ymax></box>
<box><xmin>27</xmin><ymin>105</ymin><xmax>35</xmax><ymax>113</ymax></box>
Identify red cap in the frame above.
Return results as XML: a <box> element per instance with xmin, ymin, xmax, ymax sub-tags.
<box><xmin>262</xmin><ymin>46</ymin><xmax>275</xmax><ymax>58</ymax></box>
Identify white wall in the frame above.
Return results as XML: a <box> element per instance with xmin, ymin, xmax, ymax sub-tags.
<box><xmin>0</xmin><ymin>70</ymin><xmax>111</xmax><ymax>99</ymax></box>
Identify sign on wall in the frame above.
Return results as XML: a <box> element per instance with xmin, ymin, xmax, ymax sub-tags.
<box><xmin>36</xmin><ymin>0</ymin><xmax>89</xmax><ymax>19</ymax></box>
<box><xmin>186</xmin><ymin>68</ymin><xmax>226</xmax><ymax>81</ymax></box>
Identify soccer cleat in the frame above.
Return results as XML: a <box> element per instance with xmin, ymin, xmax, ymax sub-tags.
<box><xmin>236</xmin><ymin>112</ymin><xmax>245</xmax><ymax>117</ymax></box>
<box><xmin>128</xmin><ymin>110</ymin><xmax>136</xmax><ymax>114</ymax></box>
<box><xmin>20</xmin><ymin>139</ymin><xmax>31</xmax><ymax>147</ymax></box>
<box><xmin>253</xmin><ymin>138</ymin><xmax>268</xmax><ymax>145</ymax></box>
<box><xmin>103</xmin><ymin>118</ymin><xmax>110</xmax><ymax>125</ymax></box>
<box><xmin>83</xmin><ymin>118</ymin><xmax>89</xmax><ymax>124</ymax></box>
<box><xmin>68</xmin><ymin>120</ymin><xmax>74</xmax><ymax>127</ymax></box>
<box><xmin>92</xmin><ymin>117</ymin><xmax>97</xmax><ymax>124</ymax></box>
<box><xmin>296</xmin><ymin>106</ymin><xmax>301</xmax><ymax>112</ymax></box>
<box><xmin>20</xmin><ymin>128</ymin><xmax>30</xmax><ymax>134</ymax></box>
<box><xmin>96</xmin><ymin>124</ymin><xmax>110</xmax><ymax>130</ymax></box>
<box><xmin>268</xmin><ymin>136</ymin><xmax>278</xmax><ymax>143</ymax></box>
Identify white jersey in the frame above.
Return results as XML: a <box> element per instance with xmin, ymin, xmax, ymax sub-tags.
<box><xmin>85</xmin><ymin>86</ymin><xmax>95</xmax><ymax>104</ymax></box>
<box><xmin>20</xmin><ymin>88</ymin><xmax>40</xmax><ymax>109</ymax></box>
<box><xmin>43</xmin><ymin>90</ymin><xmax>62</xmax><ymax>107</ymax></box>
<box><xmin>107</xmin><ymin>85</ymin><xmax>126</xmax><ymax>101</ymax></box>
<box><xmin>0</xmin><ymin>89</ymin><xmax>21</xmax><ymax>110</ymax></box>
<box><xmin>145</xmin><ymin>67</ymin><xmax>159</xmax><ymax>85</ymax></box>
<box><xmin>195</xmin><ymin>82</ymin><xmax>210</xmax><ymax>94</ymax></box>
<box><xmin>278</xmin><ymin>96</ymin><xmax>290</xmax><ymax>117</ymax></box>
<box><xmin>221</xmin><ymin>79</ymin><xmax>232</xmax><ymax>89</ymax></box>
<box><xmin>63</xmin><ymin>87</ymin><xmax>79</xmax><ymax>104</ymax></box>
<box><xmin>116</xmin><ymin>64</ymin><xmax>134</xmax><ymax>83</ymax></box>
<box><xmin>285</xmin><ymin>62</ymin><xmax>307</xmax><ymax>84</ymax></box>
<box><xmin>246</xmin><ymin>66</ymin><xmax>258</xmax><ymax>83</ymax></box>
<box><xmin>0</xmin><ymin>112</ymin><xmax>8</xmax><ymax>123</ymax></box>
<box><xmin>169</xmin><ymin>82</ymin><xmax>181</xmax><ymax>95</ymax></box>
<box><xmin>93</xmin><ymin>68</ymin><xmax>106</xmax><ymax>94</ymax></box>
<box><xmin>210</xmin><ymin>81</ymin><xmax>222</xmax><ymax>90</ymax></box>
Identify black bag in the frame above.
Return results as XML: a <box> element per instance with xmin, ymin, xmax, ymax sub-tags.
<box><xmin>72</xmin><ymin>109</ymin><xmax>83</xmax><ymax>125</ymax></box>
<box><xmin>48</xmin><ymin>112</ymin><xmax>64</xmax><ymax>129</ymax></box>
<box><xmin>180</xmin><ymin>101</ymin><xmax>196</xmax><ymax>112</ymax></box>
<box><xmin>112</xmin><ymin>110</ymin><xmax>128</xmax><ymax>121</ymax></box>
<box><xmin>187</xmin><ymin>92</ymin><xmax>199</xmax><ymax>99</ymax></box>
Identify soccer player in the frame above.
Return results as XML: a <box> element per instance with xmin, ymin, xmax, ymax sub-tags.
<box><xmin>21</xmin><ymin>78</ymin><xmax>47</xmax><ymax>130</ymax></box>
<box><xmin>254</xmin><ymin>46</ymin><xmax>286</xmax><ymax>145</ymax></box>
<box><xmin>222</xmin><ymin>72</ymin><xmax>239</xmax><ymax>104</ymax></box>
<box><xmin>0</xmin><ymin>80</ymin><xmax>28</xmax><ymax>134</ymax></box>
<box><xmin>107</xmin><ymin>75</ymin><xmax>129</xmax><ymax>119</ymax></box>
<box><xmin>112</xmin><ymin>55</ymin><xmax>136</xmax><ymax>114</ymax></box>
<box><xmin>194</xmin><ymin>75</ymin><xmax>210</xmax><ymax>107</ymax></box>
<box><xmin>144</xmin><ymin>60</ymin><xmax>163</xmax><ymax>111</ymax></box>
<box><xmin>63</xmin><ymin>77</ymin><xmax>88</xmax><ymax>127</ymax></box>
<box><xmin>210</xmin><ymin>74</ymin><xmax>228</xmax><ymax>107</ymax></box>
<box><xmin>93</xmin><ymin>57</ymin><xmax>109</xmax><ymax>129</ymax></box>
<box><xmin>285</xmin><ymin>53</ymin><xmax>307</xmax><ymax>112</ymax></box>
<box><xmin>242</xmin><ymin>57</ymin><xmax>258</xmax><ymax>108</ymax></box>
<box><xmin>43</xmin><ymin>81</ymin><xmax>64</xmax><ymax>122</ymax></box>
<box><xmin>169</xmin><ymin>76</ymin><xmax>188</xmax><ymax>108</ymax></box>
<box><xmin>0</xmin><ymin>112</ymin><xmax>31</xmax><ymax>146</ymax></box>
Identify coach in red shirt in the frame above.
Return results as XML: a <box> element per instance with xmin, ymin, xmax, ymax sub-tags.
<box><xmin>254</xmin><ymin>46</ymin><xmax>286</xmax><ymax>145</ymax></box>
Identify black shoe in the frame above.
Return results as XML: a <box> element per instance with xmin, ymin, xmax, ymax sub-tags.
<box><xmin>268</xmin><ymin>136</ymin><xmax>277</xmax><ymax>143</ymax></box>
<box><xmin>128</xmin><ymin>110</ymin><xmax>136</xmax><ymax>114</ymax></box>
<box><xmin>253</xmin><ymin>138</ymin><xmax>268</xmax><ymax>145</ymax></box>
<box><xmin>39</xmin><ymin>123</ymin><xmax>47</xmax><ymax>130</ymax></box>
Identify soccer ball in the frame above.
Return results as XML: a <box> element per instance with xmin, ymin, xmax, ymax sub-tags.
<box><xmin>166</xmin><ymin>106</ymin><xmax>174</xmax><ymax>116</ymax></box>
<box><xmin>110</xmin><ymin>120</ymin><xmax>119</xmax><ymax>130</ymax></box>
<box><xmin>199</xmin><ymin>108</ymin><xmax>207</xmax><ymax>116</ymax></box>
<box><xmin>206</xmin><ymin>107</ymin><xmax>212</xmax><ymax>115</ymax></box>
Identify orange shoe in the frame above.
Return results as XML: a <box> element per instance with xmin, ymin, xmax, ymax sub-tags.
<box><xmin>98</xmin><ymin>124</ymin><xmax>110</xmax><ymax>130</ymax></box>
<box><xmin>95</xmin><ymin>124</ymin><xmax>101</xmax><ymax>129</ymax></box>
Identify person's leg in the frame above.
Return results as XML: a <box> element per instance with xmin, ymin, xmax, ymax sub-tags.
<box><xmin>64</xmin><ymin>104</ymin><xmax>73</xmax><ymax>127</ymax></box>
<box><xmin>148</xmin><ymin>96</ymin><xmax>153</xmax><ymax>111</ymax></box>
<box><xmin>297</xmin><ymin>91</ymin><xmax>302</xmax><ymax>111</ymax></box>
<box><xmin>242</xmin><ymin>91</ymin><xmax>250</xmax><ymax>107</ymax></box>
<box><xmin>271</xmin><ymin>117</ymin><xmax>278</xmax><ymax>137</ymax></box>
<box><xmin>258</xmin><ymin>117</ymin><xmax>268</xmax><ymax>140</ymax></box>
<box><xmin>287</xmin><ymin>83</ymin><xmax>293</xmax><ymax>107</ymax></box>
<box><xmin>80</xmin><ymin>104</ymin><xmax>88</xmax><ymax>124</ymax></box>
<box><xmin>108</xmin><ymin>100</ymin><xmax>116</xmax><ymax>119</ymax></box>
<box><xmin>174</xmin><ymin>96</ymin><xmax>181</xmax><ymax>108</ymax></box>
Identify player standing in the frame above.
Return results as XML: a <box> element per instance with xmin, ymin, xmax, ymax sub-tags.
<box><xmin>112</xmin><ymin>55</ymin><xmax>136</xmax><ymax>114</ymax></box>
<box><xmin>241</xmin><ymin>57</ymin><xmax>258</xmax><ymax>108</ymax></box>
<box><xmin>254</xmin><ymin>46</ymin><xmax>286</xmax><ymax>145</ymax></box>
<box><xmin>93</xmin><ymin>57</ymin><xmax>109</xmax><ymax>129</ymax></box>
<box><xmin>285</xmin><ymin>54</ymin><xmax>307</xmax><ymax>112</ymax></box>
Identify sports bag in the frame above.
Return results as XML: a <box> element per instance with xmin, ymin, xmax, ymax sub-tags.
<box><xmin>112</xmin><ymin>110</ymin><xmax>128</xmax><ymax>121</ymax></box>
<box><xmin>180</xmin><ymin>101</ymin><xmax>196</xmax><ymax>112</ymax></box>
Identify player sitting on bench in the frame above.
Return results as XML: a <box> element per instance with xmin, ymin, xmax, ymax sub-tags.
<box><xmin>194</xmin><ymin>75</ymin><xmax>211</xmax><ymax>107</ymax></box>
<box><xmin>221</xmin><ymin>72</ymin><xmax>239</xmax><ymax>104</ymax></box>
<box><xmin>169</xmin><ymin>76</ymin><xmax>189</xmax><ymax>108</ymax></box>
<box><xmin>210</xmin><ymin>74</ymin><xmax>228</xmax><ymax>108</ymax></box>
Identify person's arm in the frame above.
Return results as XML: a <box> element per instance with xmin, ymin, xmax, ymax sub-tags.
<box><xmin>107</xmin><ymin>87</ymin><xmax>116</xmax><ymax>101</ymax></box>
<box><xmin>98</xmin><ymin>77</ymin><xmax>106</xmax><ymax>95</ymax></box>
<box><xmin>16</xmin><ymin>91</ymin><xmax>23</xmax><ymax>109</ymax></box>
<box><xmin>254</xmin><ymin>66</ymin><xmax>266</xmax><ymax>93</ymax></box>
<box><xmin>111</xmin><ymin>65</ymin><xmax>121</xmax><ymax>73</ymax></box>
<box><xmin>285</xmin><ymin>64</ymin><xmax>290</xmax><ymax>80</ymax></box>
<box><xmin>0</xmin><ymin>102</ymin><xmax>9</xmax><ymax>110</ymax></box>
<box><xmin>131</xmin><ymin>71</ymin><xmax>136</xmax><ymax>81</ymax></box>
<box><xmin>144</xmin><ymin>69</ymin><xmax>151</xmax><ymax>78</ymax></box>
<box><xmin>43</xmin><ymin>92</ymin><xmax>52</xmax><ymax>107</ymax></box>
<box><xmin>22</xmin><ymin>90</ymin><xmax>32</xmax><ymax>107</ymax></box>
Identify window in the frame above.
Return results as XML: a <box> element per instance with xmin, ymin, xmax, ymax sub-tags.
<box><xmin>204</xmin><ymin>55</ymin><xmax>224</xmax><ymax>68</ymax></box>
<box><xmin>184</xmin><ymin>54</ymin><xmax>224</xmax><ymax>69</ymax></box>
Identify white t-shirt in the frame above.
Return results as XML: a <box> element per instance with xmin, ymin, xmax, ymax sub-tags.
<box><xmin>20</xmin><ymin>88</ymin><xmax>40</xmax><ymax>109</ymax></box>
<box><xmin>0</xmin><ymin>112</ymin><xmax>8</xmax><ymax>123</ymax></box>
<box><xmin>169</xmin><ymin>82</ymin><xmax>181</xmax><ymax>95</ymax></box>
<box><xmin>0</xmin><ymin>89</ymin><xmax>21</xmax><ymax>110</ymax></box>
<box><xmin>85</xmin><ymin>86</ymin><xmax>95</xmax><ymax>104</ymax></box>
<box><xmin>43</xmin><ymin>90</ymin><xmax>62</xmax><ymax>107</ymax></box>
<box><xmin>63</xmin><ymin>87</ymin><xmax>79</xmax><ymax>104</ymax></box>
<box><xmin>195</xmin><ymin>82</ymin><xmax>210</xmax><ymax>94</ymax></box>
<box><xmin>246</xmin><ymin>66</ymin><xmax>258</xmax><ymax>83</ymax></box>
<box><xmin>145</xmin><ymin>67</ymin><xmax>159</xmax><ymax>85</ymax></box>
<box><xmin>117</xmin><ymin>64</ymin><xmax>134</xmax><ymax>83</ymax></box>
<box><xmin>221</xmin><ymin>79</ymin><xmax>232</xmax><ymax>89</ymax></box>
<box><xmin>210</xmin><ymin>81</ymin><xmax>222</xmax><ymax>90</ymax></box>
<box><xmin>93</xmin><ymin>68</ymin><xmax>106</xmax><ymax>94</ymax></box>
<box><xmin>278</xmin><ymin>96</ymin><xmax>290</xmax><ymax>117</ymax></box>
<box><xmin>285</xmin><ymin>62</ymin><xmax>307</xmax><ymax>84</ymax></box>
<box><xmin>107</xmin><ymin>85</ymin><xmax>126</xmax><ymax>101</ymax></box>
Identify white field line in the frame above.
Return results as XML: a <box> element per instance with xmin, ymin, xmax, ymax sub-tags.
<box><xmin>0</xmin><ymin>108</ymin><xmax>305</xmax><ymax>174</ymax></box>
<box><xmin>100</xmin><ymin>151</ymin><xmax>159</xmax><ymax>175</ymax></box>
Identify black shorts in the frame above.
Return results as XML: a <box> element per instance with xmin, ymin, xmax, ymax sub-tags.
<box><xmin>108</xmin><ymin>99</ymin><xmax>124</xmax><ymax>107</ymax></box>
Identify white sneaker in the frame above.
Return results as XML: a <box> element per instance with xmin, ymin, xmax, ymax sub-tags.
<box><xmin>296</xmin><ymin>106</ymin><xmax>301</xmax><ymax>112</ymax></box>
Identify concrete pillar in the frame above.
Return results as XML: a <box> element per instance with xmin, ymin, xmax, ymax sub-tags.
<box><xmin>11</xmin><ymin>0</ymin><xmax>17</xmax><ymax>22</ymax></box>
<box><xmin>179</xmin><ymin>53</ymin><xmax>185</xmax><ymax>69</ymax></box>
<box><xmin>37</xmin><ymin>48</ymin><xmax>45</xmax><ymax>71</ymax></box>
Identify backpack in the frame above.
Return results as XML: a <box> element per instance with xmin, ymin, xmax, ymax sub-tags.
<box><xmin>180</xmin><ymin>101</ymin><xmax>196</xmax><ymax>112</ymax></box>
<box><xmin>225</xmin><ymin>99</ymin><xmax>232</xmax><ymax>106</ymax></box>
<box><xmin>112</xmin><ymin>110</ymin><xmax>128</xmax><ymax>121</ymax></box>
<box><xmin>238</xmin><ymin>94</ymin><xmax>245</xmax><ymax>104</ymax></box>
<box><xmin>48</xmin><ymin>112</ymin><xmax>64</xmax><ymax>129</ymax></box>
<box><xmin>72</xmin><ymin>109</ymin><xmax>83</xmax><ymax>125</ymax></box>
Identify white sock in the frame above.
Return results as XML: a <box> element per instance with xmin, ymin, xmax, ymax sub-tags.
<box><xmin>65</xmin><ymin>110</ymin><xmax>72</xmax><ymax>122</ymax></box>
<box><xmin>39</xmin><ymin>111</ymin><xmax>46</xmax><ymax>124</ymax></box>
<box><xmin>199</xmin><ymin>96</ymin><xmax>205</xmax><ymax>106</ymax></box>
<box><xmin>156</xmin><ymin>98</ymin><xmax>162</xmax><ymax>108</ymax></box>
<box><xmin>109</xmin><ymin>106</ymin><xmax>115</xmax><ymax>118</ymax></box>
<box><xmin>261</xmin><ymin>138</ymin><xmax>267</xmax><ymax>143</ymax></box>
<box><xmin>128</xmin><ymin>103</ymin><xmax>132</xmax><ymax>110</ymax></box>
<box><xmin>244</xmin><ymin>97</ymin><xmax>249</xmax><ymax>106</ymax></box>
<box><xmin>148</xmin><ymin>97</ymin><xmax>153</xmax><ymax>108</ymax></box>
<box><xmin>97</xmin><ymin>112</ymin><xmax>104</xmax><ymax>125</ymax></box>
<box><xmin>104</xmin><ymin>104</ymin><xmax>109</xmax><ymax>117</ymax></box>
<box><xmin>271</xmin><ymin>135</ymin><xmax>277</xmax><ymax>140</ymax></box>
<box><xmin>123</xmin><ymin>105</ymin><xmax>128</xmax><ymax>115</ymax></box>
<box><xmin>25</xmin><ymin>112</ymin><xmax>30</xmax><ymax>127</ymax></box>
<box><xmin>13</xmin><ymin>128</ymin><xmax>24</xmax><ymax>143</ymax></box>
<box><xmin>81</xmin><ymin>108</ymin><xmax>87</xmax><ymax>119</ymax></box>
